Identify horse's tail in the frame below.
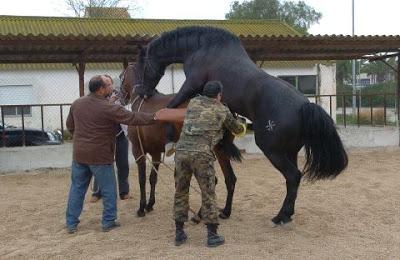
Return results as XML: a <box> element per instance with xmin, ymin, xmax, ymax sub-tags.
<box><xmin>300</xmin><ymin>102</ymin><xmax>348</xmax><ymax>181</ymax></box>
<box><xmin>216</xmin><ymin>131</ymin><xmax>242</xmax><ymax>162</ymax></box>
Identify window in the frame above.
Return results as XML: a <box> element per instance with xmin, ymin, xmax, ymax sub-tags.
<box><xmin>278</xmin><ymin>75</ymin><xmax>317</xmax><ymax>95</ymax></box>
<box><xmin>2</xmin><ymin>106</ymin><xmax>32</xmax><ymax>116</ymax></box>
<box><xmin>0</xmin><ymin>85</ymin><xmax>33</xmax><ymax>117</ymax></box>
<box><xmin>279</xmin><ymin>76</ymin><xmax>296</xmax><ymax>87</ymax></box>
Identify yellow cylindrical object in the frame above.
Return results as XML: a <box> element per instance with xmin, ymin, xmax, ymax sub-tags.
<box><xmin>233</xmin><ymin>123</ymin><xmax>247</xmax><ymax>138</ymax></box>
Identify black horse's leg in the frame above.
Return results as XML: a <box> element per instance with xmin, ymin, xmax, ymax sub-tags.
<box><xmin>136</xmin><ymin>156</ymin><xmax>147</xmax><ymax>217</ymax></box>
<box><xmin>215</xmin><ymin>151</ymin><xmax>237</xmax><ymax>219</ymax></box>
<box><xmin>167</xmin><ymin>78</ymin><xmax>205</xmax><ymax>108</ymax></box>
<box><xmin>263</xmin><ymin>149</ymin><xmax>301</xmax><ymax>225</ymax></box>
<box><xmin>146</xmin><ymin>153</ymin><xmax>161</xmax><ymax>212</ymax></box>
<box><xmin>165</xmin><ymin>78</ymin><xmax>204</xmax><ymax>156</ymax></box>
<box><xmin>284</xmin><ymin>151</ymin><xmax>302</xmax><ymax>218</ymax></box>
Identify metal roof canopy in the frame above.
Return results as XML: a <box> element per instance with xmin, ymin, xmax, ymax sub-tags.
<box><xmin>1</xmin><ymin>34</ymin><xmax>400</xmax><ymax>63</ymax></box>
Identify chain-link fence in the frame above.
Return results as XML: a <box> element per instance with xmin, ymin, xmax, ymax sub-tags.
<box><xmin>0</xmin><ymin>59</ymin><xmax>398</xmax><ymax>147</ymax></box>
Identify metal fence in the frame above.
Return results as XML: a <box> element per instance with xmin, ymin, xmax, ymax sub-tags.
<box><xmin>1</xmin><ymin>104</ymin><xmax>70</xmax><ymax>147</ymax></box>
<box><xmin>308</xmin><ymin>93</ymin><xmax>398</xmax><ymax>127</ymax></box>
<box><xmin>1</xmin><ymin>92</ymin><xmax>398</xmax><ymax>147</ymax></box>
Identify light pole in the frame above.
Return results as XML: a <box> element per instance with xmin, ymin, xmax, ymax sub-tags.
<box><xmin>352</xmin><ymin>0</ymin><xmax>357</xmax><ymax>113</ymax></box>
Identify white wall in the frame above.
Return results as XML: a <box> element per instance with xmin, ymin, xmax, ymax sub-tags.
<box><xmin>318</xmin><ymin>64</ymin><xmax>337</xmax><ymax>121</ymax></box>
<box><xmin>0</xmin><ymin>69</ymin><xmax>121</xmax><ymax>130</ymax></box>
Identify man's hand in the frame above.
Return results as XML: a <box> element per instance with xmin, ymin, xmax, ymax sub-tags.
<box><xmin>109</xmin><ymin>92</ymin><xmax>119</xmax><ymax>103</ymax></box>
<box><xmin>154</xmin><ymin>108</ymin><xmax>168</xmax><ymax>121</ymax></box>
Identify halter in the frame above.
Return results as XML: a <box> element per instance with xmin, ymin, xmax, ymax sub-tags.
<box><xmin>117</xmin><ymin>65</ymin><xmax>130</xmax><ymax>106</ymax></box>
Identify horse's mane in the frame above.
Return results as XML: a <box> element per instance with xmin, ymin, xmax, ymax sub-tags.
<box><xmin>147</xmin><ymin>26</ymin><xmax>240</xmax><ymax>54</ymax></box>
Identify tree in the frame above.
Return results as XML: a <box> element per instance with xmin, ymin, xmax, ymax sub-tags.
<box><xmin>361</xmin><ymin>57</ymin><xmax>396</xmax><ymax>84</ymax></box>
<box><xmin>65</xmin><ymin>0</ymin><xmax>139</xmax><ymax>17</ymax></box>
<box><xmin>225</xmin><ymin>0</ymin><xmax>322</xmax><ymax>34</ymax></box>
<box><xmin>336</xmin><ymin>60</ymin><xmax>353</xmax><ymax>87</ymax></box>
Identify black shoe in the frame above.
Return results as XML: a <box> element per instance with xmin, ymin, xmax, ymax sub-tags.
<box><xmin>120</xmin><ymin>193</ymin><xmax>132</xmax><ymax>200</ymax></box>
<box><xmin>67</xmin><ymin>226</ymin><xmax>77</xmax><ymax>234</ymax></box>
<box><xmin>102</xmin><ymin>221</ymin><xmax>121</xmax><ymax>232</ymax></box>
<box><xmin>175</xmin><ymin>230</ymin><xmax>188</xmax><ymax>246</ymax></box>
<box><xmin>90</xmin><ymin>195</ymin><xmax>101</xmax><ymax>203</ymax></box>
<box><xmin>175</xmin><ymin>221</ymin><xmax>187</xmax><ymax>246</ymax></box>
<box><xmin>207</xmin><ymin>223</ymin><xmax>225</xmax><ymax>247</ymax></box>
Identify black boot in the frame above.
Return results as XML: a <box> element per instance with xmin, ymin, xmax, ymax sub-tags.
<box><xmin>175</xmin><ymin>221</ymin><xmax>187</xmax><ymax>246</ymax></box>
<box><xmin>206</xmin><ymin>223</ymin><xmax>225</xmax><ymax>247</ymax></box>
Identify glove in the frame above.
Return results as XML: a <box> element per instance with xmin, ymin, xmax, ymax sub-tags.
<box><xmin>233</xmin><ymin>117</ymin><xmax>247</xmax><ymax>138</ymax></box>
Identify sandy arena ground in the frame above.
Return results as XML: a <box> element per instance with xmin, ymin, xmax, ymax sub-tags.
<box><xmin>0</xmin><ymin>148</ymin><xmax>399</xmax><ymax>259</ymax></box>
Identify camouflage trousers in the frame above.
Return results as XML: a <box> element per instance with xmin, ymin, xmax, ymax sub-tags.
<box><xmin>174</xmin><ymin>151</ymin><xmax>219</xmax><ymax>224</ymax></box>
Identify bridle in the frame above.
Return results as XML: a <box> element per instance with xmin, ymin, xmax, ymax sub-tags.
<box><xmin>117</xmin><ymin>65</ymin><xmax>130</xmax><ymax>106</ymax></box>
<box><xmin>119</xmin><ymin>49</ymin><xmax>164</xmax><ymax>103</ymax></box>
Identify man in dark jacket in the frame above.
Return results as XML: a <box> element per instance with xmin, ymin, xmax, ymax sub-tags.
<box><xmin>66</xmin><ymin>74</ymin><xmax>165</xmax><ymax>233</ymax></box>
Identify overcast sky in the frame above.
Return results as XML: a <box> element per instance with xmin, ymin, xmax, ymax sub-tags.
<box><xmin>1</xmin><ymin>0</ymin><xmax>399</xmax><ymax>35</ymax></box>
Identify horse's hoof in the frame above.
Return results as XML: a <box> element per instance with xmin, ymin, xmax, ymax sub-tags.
<box><xmin>137</xmin><ymin>210</ymin><xmax>146</xmax><ymax>217</ymax></box>
<box><xmin>271</xmin><ymin>215</ymin><xmax>292</xmax><ymax>226</ymax></box>
<box><xmin>190</xmin><ymin>216</ymin><xmax>201</xmax><ymax>224</ymax></box>
<box><xmin>145</xmin><ymin>205</ymin><xmax>154</xmax><ymax>212</ymax></box>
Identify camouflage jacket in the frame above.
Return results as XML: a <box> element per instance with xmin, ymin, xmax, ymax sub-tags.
<box><xmin>176</xmin><ymin>95</ymin><xmax>245</xmax><ymax>158</ymax></box>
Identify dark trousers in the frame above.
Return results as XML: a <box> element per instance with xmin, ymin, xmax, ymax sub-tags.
<box><xmin>92</xmin><ymin>133</ymin><xmax>129</xmax><ymax>199</ymax></box>
<box><xmin>165</xmin><ymin>123</ymin><xmax>175</xmax><ymax>143</ymax></box>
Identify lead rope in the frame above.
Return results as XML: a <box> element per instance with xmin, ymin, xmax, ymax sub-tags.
<box><xmin>133</xmin><ymin>98</ymin><xmax>201</xmax><ymax>222</ymax></box>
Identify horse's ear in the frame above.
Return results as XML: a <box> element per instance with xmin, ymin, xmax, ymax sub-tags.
<box><xmin>136</xmin><ymin>44</ymin><xmax>147</xmax><ymax>57</ymax></box>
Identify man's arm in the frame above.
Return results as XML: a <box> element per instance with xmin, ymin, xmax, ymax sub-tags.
<box><xmin>109</xmin><ymin>104</ymin><xmax>187</xmax><ymax>126</ymax></box>
<box><xmin>111</xmin><ymin>104</ymin><xmax>156</xmax><ymax>126</ymax></box>
<box><xmin>154</xmin><ymin>108</ymin><xmax>187</xmax><ymax>123</ymax></box>
<box><xmin>223</xmin><ymin>111</ymin><xmax>246</xmax><ymax>136</ymax></box>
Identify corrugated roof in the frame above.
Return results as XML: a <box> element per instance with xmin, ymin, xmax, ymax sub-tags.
<box><xmin>0</xmin><ymin>63</ymin><xmax>123</xmax><ymax>71</ymax></box>
<box><xmin>0</xmin><ymin>15</ymin><xmax>302</xmax><ymax>38</ymax></box>
<box><xmin>0</xmin><ymin>61</ymin><xmax>334</xmax><ymax>71</ymax></box>
<box><xmin>0</xmin><ymin>16</ymin><xmax>399</xmax><ymax>63</ymax></box>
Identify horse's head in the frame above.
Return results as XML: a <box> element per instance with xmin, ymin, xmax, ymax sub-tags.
<box><xmin>118</xmin><ymin>63</ymin><xmax>141</xmax><ymax>105</ymax></box>
<box><xmin>135</xmin><ymin>45</ymin><xmax>164</xmax><ymax>99</ymax></box>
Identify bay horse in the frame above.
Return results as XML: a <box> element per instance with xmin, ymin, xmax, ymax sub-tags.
<box><xmin>133</xmin><ymin>26</ymin><xmax>348</xmax><ymax>225</ymax></box>
<box><xmin>119</xmin><ymin>63</ymin><xmax>241</xmax><ymax>218</ymax></box>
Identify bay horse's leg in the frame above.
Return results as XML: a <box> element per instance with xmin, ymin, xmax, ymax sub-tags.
<box><xmin>215</xmin><ymin>150</ymin><xmax>237</xmax><ymax>219</ymax></box>
<box><xmin>146</xmin><ymin>152</ymin><xmax>161</xmax><ymax>212</ymax></box>
<box><xmin>136</xmin><ymin>155</ymin><xmax>147</xmax><ymax>217</ymax></box>
<box><xmin>263</xmin><ymin>149</ymin><xmax>301</xmax><ymax>225</ymax></box>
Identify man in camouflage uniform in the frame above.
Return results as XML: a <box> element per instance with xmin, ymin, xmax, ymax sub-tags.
<box><xmin>174</xmin><ymin>81</ymin><xmax>246</xmax><ymax>247</ymax></box>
